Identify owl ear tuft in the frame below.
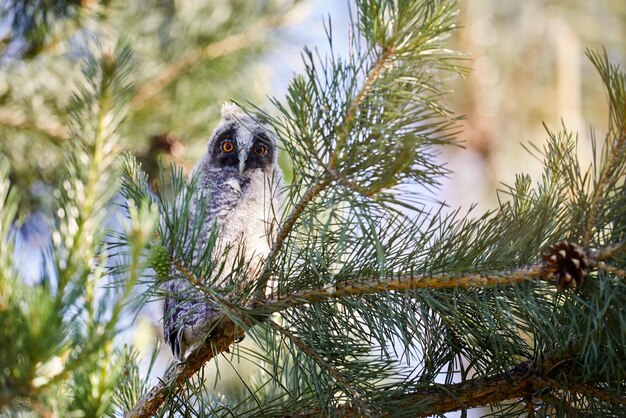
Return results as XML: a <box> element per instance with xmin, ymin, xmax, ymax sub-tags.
<box><xmin>220</xmin><ymin>102</ymin><xmax>244</xmax><ymax>121</ymax></box>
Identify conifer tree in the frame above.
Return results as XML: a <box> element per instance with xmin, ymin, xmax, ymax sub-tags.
<box><xmin>2</xmin><ymin>1</ymin><xmax>626</xmax><ymax>417</ymax></box>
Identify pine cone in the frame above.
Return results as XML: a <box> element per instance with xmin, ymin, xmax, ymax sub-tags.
<box><xmin>150</xmin><ymin>244</ymin><xmax>171</xmax><ymax>282</ymax></box>
<box><xmin>542</xmin><ymin>242</ymin><xmax>588</xmax><ymax>291</ymax></box>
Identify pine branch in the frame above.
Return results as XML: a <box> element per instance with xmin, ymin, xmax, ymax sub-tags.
<box><xmin>326</xmin><ymin>46</ymin><xmax>396</xmax><ymax>171</ymax></box>
<box><xmin>254</xmin><ymin>28</ymin><xmax>410</xmax><ymax>298</ymax></box>
<box><xmin>582</xmin><ymin>49</ymin><xmax>626</xmax><ymax>246</ymax></box>
<box><xmin>582</xmin><ymin>128</ymin><xmax>626</xmax><ymax>246</ymax></box>
<box><xmin>262</xmin><ymin>266</ymin><xmax>547</xmax><ymax>313</ymax></box>
<box><xmin>393</xmin><ymin>365</ymin><xmax>559</xmax><ymax>417</ymax></box>
<box><xmin>120</xmin><ymin>6</ymin><xmax>626</xmax><ymax>418</ymax></box>
<box><xmin>538</xmin><ymin>377</ymin><xmax>626</xmax><ymax>406</ymax></box>
<box><xmin>254</xmin><ymin>177</ymin><xmax>332</xmax><ymax>300</ymax></box>
<box><xmin>260</xmin><ymin>238</ymin><xmax>624</xmax><ymax>312</ymax></box>
<box><xmin>125</xmin><ymin>319</ymin><xmax>244</xmax><ymax>418</ymax></box>
<box><xmin>126</xmin><ymin>237</ymin><xmax>626</xmax><ymax>416</ymax></box>
<box><xmin>285</xmin><ymin>362</ymin><xmax>626</xmax><ymax>417</ymax></box>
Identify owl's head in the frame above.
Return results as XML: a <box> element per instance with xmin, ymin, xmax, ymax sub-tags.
<box><xmin>205</xmin><ymin>103</ymin><xmax>278</xmax><ymax>176</ymax></box>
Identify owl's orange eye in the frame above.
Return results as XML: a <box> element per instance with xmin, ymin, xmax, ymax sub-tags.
<box><xmin>221</xmin><ymin>141</ymin><xmax>234</xmax><ymax>153</ymax></box>
<box><xmin>254</xmin><ymin>145</ymin><xmax>266</xmax><ymax>156</ymax></box>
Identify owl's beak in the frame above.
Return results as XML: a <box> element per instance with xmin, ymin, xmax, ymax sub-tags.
<box><xmin>238</xmin><ymin>153</ymin><xmax>247</xmax><ymax>175</ymax></box>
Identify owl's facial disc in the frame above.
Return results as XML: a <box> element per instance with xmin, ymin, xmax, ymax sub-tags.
<box><xmin>210</xmin><ymin>124</ymin><xmax>274</xmax><ymax>175</ymax></box>
<box><xmin>211</xmin><ymin>126</ymin><xmax>239</xmax><ymax>169</ymax></box>
<box><xmin>242</xmin><ymin>132</ymin><xmax>274</xmax><ymax>174</ymax></box>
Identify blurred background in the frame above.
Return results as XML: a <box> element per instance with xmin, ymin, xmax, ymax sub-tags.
<box><xmin>1</xmin><ymin>0</ymin><xmax>625</xmax><ymax>415</ymax></box>
<box><xmin>445</xmin><ymin>1</ymin><xmax>626</xmax><ymax>213</ymax></box>
<box><xmin>2</xmin><ymin>1</ymin><xmax>625</xmax><ymax>215</ymax></box>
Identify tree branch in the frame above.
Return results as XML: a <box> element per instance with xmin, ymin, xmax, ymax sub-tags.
<box><xmin>263</xmin><ymin>265</ymin><xmax>548</xmax><ymax>313</ymax></box>
<box><xmin>327</xmin><ymin>46</ymin><xmax>395</xmax><ymax>170</ymax></box>
<box><xmin>538</xmin><ymin>377</ymin><xmax>626</xmax><ymax>406</ymax></box>
<box><xmin>125</xmin><ymin>318</ymin><xmax>243</xmax><ymax>418</ymax></box>
<box><xmin>262</xmin><ymin>240</ymin><xmax>626</xmax><ymax>312</ymax></box>
<box><xmin>127</xmin><ymin>266</ymin><xmax>546</xmax><ymax>417</ymax></box>
<box><xmin>129</xmin><ymin>241</ymin><xmax>624</xmax><ymax>417</ymax></box>
<box><xmin>291</xmin><ymin>363</ymin><xmax>625</xmax><ymax>417</ymax></box>
<box><xmin>254</xmin><ymin>176</ymin><xmax>332</xmax><ymax>299</ymax></box>
<box><xmin>255</xmin><ymin>43</ymin><xmax>401</xmax><ymax>299</ymax></box>
<box><xmin>398</xmin><ymin>366</ymin><xmax>535</xmax><ymax>416</ymax></box>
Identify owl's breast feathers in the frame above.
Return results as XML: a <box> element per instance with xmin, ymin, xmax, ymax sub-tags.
<box><xmin>209</xmin><ymin>166</ymin><xmax>278</xmax><ymax>263</ymax></box>
<box><xmin>163</xmin><ymin>165</ymin><xmax>281</xmax><ymax>360</ymax></box>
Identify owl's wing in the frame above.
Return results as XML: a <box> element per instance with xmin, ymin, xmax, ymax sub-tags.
<box><xmin>163</xmin><ymin>278</ymin><xmax>217</xmax><ymax>360</ymax></box>
<box><xmin>162</xmin><ymin>280</ymin><xmax>187</xmax><ymax>360</ymax></box>
<box><xmin>162</xmin><ymin>181</ymin><xmax>220</xmax><ymax>360</ymax></box>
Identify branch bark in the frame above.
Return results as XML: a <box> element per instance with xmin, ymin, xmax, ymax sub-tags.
<box><xmin>125</xmin><ymin>319</ymin><xmax>243</xmax><ymax>417</ymax></box>
<box><xmin>263</xmin><ymin>265</ymin><xmax>548</xmax><ymax>313</ymax></box>
<box><xmin>289</xmin><ymin>363</ymin><xmax>626</xmax><ymax>417</ymax></box>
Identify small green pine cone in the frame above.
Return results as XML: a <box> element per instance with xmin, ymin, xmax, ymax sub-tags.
<box><xmin>150</xmin><ymin>244</ymin><xmax>171</xmax><ymax>282</ymax></box>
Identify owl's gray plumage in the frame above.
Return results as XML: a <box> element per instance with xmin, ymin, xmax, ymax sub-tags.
<box><xmin>163</xmin><ymin>103</ymin><xmax>283</xmax><ymax>360</ymax></box>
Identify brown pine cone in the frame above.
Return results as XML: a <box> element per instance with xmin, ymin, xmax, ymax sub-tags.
<box><xmin>542</xmin><ymin>242</ymin><xmax>588</xmax><ymax>291</ymax></box>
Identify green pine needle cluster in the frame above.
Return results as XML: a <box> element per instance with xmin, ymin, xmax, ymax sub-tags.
<box><xmin>0</xmin><ymin>43</ymin><xmax>157</xmax><ymax>416</ymax></box>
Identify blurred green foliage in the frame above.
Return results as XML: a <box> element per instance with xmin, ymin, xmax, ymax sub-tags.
<box><xmin>0</xmin><ymin>0</ymin><xmax>299</xmax><ymax>215</ymax></box>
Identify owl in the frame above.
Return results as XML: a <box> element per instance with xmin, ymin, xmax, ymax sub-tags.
<box><xmin>163</xmin><ymin>103</ymin><xmax>283</xmax><ymax>360</ymax></box>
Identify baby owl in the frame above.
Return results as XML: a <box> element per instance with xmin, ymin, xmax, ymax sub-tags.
<box><xmin>163</xmin><ymin>103</ymin><xmax>283</xmax><ymax>360</ymax></box>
